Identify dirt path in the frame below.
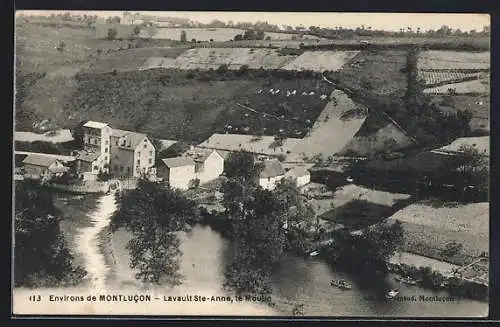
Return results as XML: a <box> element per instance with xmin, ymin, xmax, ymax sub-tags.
<box><xmin>75</xmin><ymin>193</ymin><xmax>117</xmax><ymax>291</ymax></box>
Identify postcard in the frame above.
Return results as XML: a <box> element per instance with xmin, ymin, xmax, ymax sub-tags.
<box><xmin>12</xmin><ymin>10</ymin><xmax>490</xmax><ymax>318</ymax></box>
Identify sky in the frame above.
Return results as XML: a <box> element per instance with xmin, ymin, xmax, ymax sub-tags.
<box><xmin>17</xmin><ymin>11</ymin><xmax>490</xmax><ymax>32</ymax></box>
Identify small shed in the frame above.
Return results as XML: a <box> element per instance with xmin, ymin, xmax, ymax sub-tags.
<box><xmin>22</xmin><ymin>154</ymin><xmax>67</xmax><ymax>178</ymax></box>
<box><xmin>157</xmin><ymin>157</ymin><xmax>196</xmax><ymax>190</ymax></box>
<box><xmin>284</xmin><ymin>166</ymin><xmax>311</xmax><ymax>188</ymax></box>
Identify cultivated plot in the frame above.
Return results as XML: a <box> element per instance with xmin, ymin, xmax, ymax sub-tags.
<box><xmin>287</xmin><ymin>89</ymin><xmax>366</xmax><ymax>162</ymax></box>
<box><xmin>149</xmin><ymin>28</ymin><xmax>246</xmax><ymax>42</ymax></box>
<box><xmin>423</xmin><ymin>78</ymin><xmax>489</xmax><ymax>94</ymax></box>
<box><xmin>282</xmin><ymin>51</ymin><xmax>360</xmax><ymax>72</ymax></box>
<box><xmin>418</xmin><ymin>51</ymin><xmax>490</xmax><ymax>70</ymax></box>
<box><xmin>417</xmin><ymin>70</ymin><xmax>486</xmax><ymax>86</ymax></box>
<box><xmin>162</xmin><ymin>48</ymin><xmax>297</xmax><ymax>70</ymax></box>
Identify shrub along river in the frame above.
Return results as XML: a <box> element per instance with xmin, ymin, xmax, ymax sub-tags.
<box><xmin>14</xmin><ymin>193</ymin><xmax>487</xmax><ymax>317</ymax></box>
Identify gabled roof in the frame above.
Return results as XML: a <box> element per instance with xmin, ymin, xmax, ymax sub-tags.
<box><xmin>198</xmin><ymin>133</ymin><xmax>301</xmax><ymax>156</ymax></box>
<box><xmin>112</xmin><ymin>129</ymin><xmax>148</xmax><ymax>151</ymax></box>
<box><xmin>22</xmin><ymin>154</ymin><xmax>58</xmax><ymax>167</ymax></box>
<box><xmin>111</xmin><ymin>128</ymin><xmax>130</xmax><ymax>138</ymax></box>
<box><xmin>76</xmin><ymin>151</ymin><xmax>101</xmax><ymax>163</ymax></box>
<box><xmin>184</xmin><ymin>148</ymin><xmax>219</xmax><ymax>163</ymax></box>
<box><xmin>83</xmin><ymin>121</ymin><xmax>109</xmax><ymax>129</ymax></box>
<box><xmin>285</xmin><ymin>166</ymin><xmax>311</xmax><ymax>178</ymax></box>
<box><xmin>161</xmin><ymin>157</ymin><xmax>195</xmax><ymax>168</ymax></box>
<box><xmin>260</xmin><ymin>159</ymin><xmax>285</xmax><ymax>178</ymax></box>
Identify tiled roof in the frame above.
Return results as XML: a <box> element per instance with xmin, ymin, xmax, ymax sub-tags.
<box><xmin>111</xmin><ymin>129</ymin><xmax>130</xmax><ymax>138</ymax></box>
<box><xmin>76</xmin><ymin>151</ymin><xmax>101</xmax><ymax>162</ymax></box>
<box><xmin>22</xmin><ymin>154</ymin><xmax>58</xmax><ymax>167</ymax></box>
<box><xmin>113</xmin><ymin>129</ymin><xmax>148</xmax><ymax>151</ymax></box>
<box><xmin>83</xmin><ymin>121</ymin><xmax>108</xmax><ymax>129</ymax></box>
<box><xmin>198</xmin><ymin>133</ymin><xmax>300</xmax><ymax>156</ymax></box>
<box><xmin>161</xmin><ymin>157</ymin><xmax>195</xmax><ymax>168</ymax></box>
<box><xmin>184</xmin><ymin>148</ymin><xmax>218</xmax><ymax>163</ymax></box>
<box><xmin>260</xmin><ymin>159</ymin><xmax>285</xmax><ymax>178</ymax></box>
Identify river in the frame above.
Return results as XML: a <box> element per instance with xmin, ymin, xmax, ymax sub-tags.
<box><xmin>13</xmin><ymin>193</ymin><xmax>488</xmax><ymax>317</ymax></box>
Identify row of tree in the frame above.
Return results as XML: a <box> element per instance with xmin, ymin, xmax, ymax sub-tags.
<box><xmin>14</xmin><ymin>180</ymin><xmax>87</xmax><ymax>287</ymax></box>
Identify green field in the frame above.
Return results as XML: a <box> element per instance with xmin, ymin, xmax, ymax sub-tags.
<box><xmin>58</xmin><ymin>70</ymin><xmax>336</xmax><ymax>141</ymax></box>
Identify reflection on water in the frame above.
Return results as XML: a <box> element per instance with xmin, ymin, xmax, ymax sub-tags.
<box><xmin>15</xmin><ymin>194</ymin><xmax>488</xmax><ymax>317</ymax></box>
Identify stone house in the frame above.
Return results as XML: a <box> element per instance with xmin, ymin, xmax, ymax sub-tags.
<box><xmin>184</xmin><ymin>148</ymin><xmax>224</xmax><ymax>184</ymax></box>
<box><xmin>22</xmin><ymin>154</ymin><xmax>68</xmax><ymax>179</ymax></box>
<box><xmin>284</xmin><ymin>166</ymin><xmax>311</xmax><ymax>188</ymax></box>
<box><xmin>109</xmin><ymin>129</ymin><xmax>156</xmax><ymax>178</ymax></box>
<box><xmin>82</xmin><ymin>121</ymin><xmax>112</xmax><ymax>173</ymax></box>
<box><xmin>257</xmin><ymin>159</ymin><xmax>286</xmax><ymax>191</ymax></box>
<box><xmin>157</xmin><ymin>157</ymin><xmax>196</xmax><ymax>190</ymax></box>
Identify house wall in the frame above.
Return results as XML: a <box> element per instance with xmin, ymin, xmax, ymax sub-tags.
<box><xmin>195</xmin><ymin>151</ymin><xmax>224</xmax><ymax>184</ymax></box>
<box><xmin>83</xmin><ymin>127</ymin><xmax>102</xmax><ymax>151</ymax></box>
<box><xmin>24</xmin><ymin>164</ymin><xmax>48</xmax><ymax>177</ymax></box>
<box><xmin>167</xmin><ymin>165</ymin><xmax>196</xmax><ymax>190</ymax></box>
<box><xmin>133</xmin><ymin>138</ymin><xmax>156</xmax><ymax>178</ymax></box>
<box><xmin>110</xmin><ymin>148</ymin><xmax>135</xmax><ymax>178</ymax></box>
<box><xmin>296</xmin><ymin>173</ymin><xmax>311</xmax><ymax>188</ymax></box>
<box><xmin>83</xmin><ymin>126</ymin><xmax>111</xmax><ymax>173</ymax></box>
<box><xmin>259</xmin><ymin>174</ymin><xmax>285</xmax><ymax>191</ymax></box>
<box><xmin>100</xmin><ymin>126</ymin><xmax>112</xmax><ymax>172</ymax></box>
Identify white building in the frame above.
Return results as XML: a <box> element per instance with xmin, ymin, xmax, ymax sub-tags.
<box><xmin>257</xmin><ymin>159</ymin><xmax>286</xmax><ymax>191</ymax></box>
<box><xmin>82</xmin><ymin>121</ymin><xmax>112</xmax><ymax>173</ymax></box>
<box><xmin>284</xmin><ymin>166</ymin><xmax>311</xmax><ymax>188</ymax></box>
<box><xmin>184</xmin><ymin>148</ymin><xmax>224</xmax><ymax>184</ymax></box>
<box><xmin>110</xmin><ymin>129</ymin><xmax>156</xmax><ymax>178</ymax></box>
<box><xmin>157</xmin><ymin>157</ymin><xmax>196</xmax><ymax>190</ymax></box>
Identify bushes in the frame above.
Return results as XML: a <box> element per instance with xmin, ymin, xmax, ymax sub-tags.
<box><xmin>107</xmin><ymin>28</ymin><xmax>117</xmax><ymax>40</ymax></box>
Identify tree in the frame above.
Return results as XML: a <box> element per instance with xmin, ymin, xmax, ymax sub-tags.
<box><xmin>224</xmin><ymin>150</ymin><xmax>262</xmax><ymax>183</ymax></box>
<box><xmin>453</xmin><ymin>144</ymin><xmax>489</xmax><ymax>191</ymax></box>
<box><xmin>274</xmin><ymin>178</ymin><xmax>316</xmax><ymax>252</ymax></box>
<box><xmin>107</xmin><ymin>28</ymin><xmax>118</xmax><ymax>40</ymax></box>
<box><xmin>180</xmin><ymin>30</ymin><xmax>187</xmax><ymax>42</ymax></box>
<box><xmin>132</xmin><ymin>25</ymin><xmax>141</xmax><ymax>37</ymax></box>
<box><xmin>56</xmin><ymin>41</ymin><xmax>66</xmax><ymax>52</ymax></box>
<box><xmin>323</xmin><ymin>220</ymin><xmax>404</xmax><ymax>277</ymax></box>
<box><xmin>14</xmin><ymin>180</ymin><xmax>86</xmax><ymax>287</ymax></box>
<box><xmin>224</xmin><ymin>187</ymin><xmax>287</xmax><ymax>294</ymax></box>
<box><xmin>216</xmin><ymin>64</ymin><xmax>229</xmax><ymax>74</ymax></box>
<box><xmin>110</xmin><ymin>179</ymin><xmax>198</xmax><ymax>285</ymax></box>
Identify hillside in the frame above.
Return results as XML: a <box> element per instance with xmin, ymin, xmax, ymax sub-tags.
<box><xmin>18</xmin><ymin>69</ymin><xmax>334</xmax><ymax>142</ymax></box>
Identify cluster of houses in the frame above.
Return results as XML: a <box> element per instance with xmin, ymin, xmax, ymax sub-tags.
<box><xmin>18</xmin><ymin>121</ymin><xmax>312</xmax><ymax>192</ymax></box>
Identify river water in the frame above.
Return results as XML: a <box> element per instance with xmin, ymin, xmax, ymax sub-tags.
<box><xmin>13</xmin><ymin>193</ymin><xmax>488</xmax><ymax>317</ymax></box>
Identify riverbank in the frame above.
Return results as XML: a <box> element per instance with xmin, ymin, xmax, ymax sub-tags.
<box><xmin>387</xmin><ymin>260</ymin><xmax>488</xmax><ymax>302</ymax></box>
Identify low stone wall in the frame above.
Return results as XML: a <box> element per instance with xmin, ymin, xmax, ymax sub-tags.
<box><xmin>45</xmin><ymin>181</ymin><xmax>109</xmax><ymax>194</ymax></box>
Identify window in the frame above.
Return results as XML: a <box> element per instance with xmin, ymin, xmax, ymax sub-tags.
<box><xmin>127</xmin><ymin>167</ymin><xmax>131</xmax><ymax>173</ymax></box>
<box><xmin>120</xmin><ymin>166</ymin><xmax>124</xmax><ymax>172</ymax></box>
<box><xmin>104</xmin><ymin>156</ymin><xmax>108</xmax><ymax>161</ymax></box>
<box><xmin>105</xmin><ymin>147</ymin><xmax>108</xmax><ymax>153</ymax></box>
<box><xmin>94</xmin><ymin>139</ymin><xmax>98</xmax><ymax>145</ymax></box>
<box><xmin>149</xmin><ymin>158</ymin><xmax>152</xmax><ymax>164</ymax></box>
<box><xmin>137</xmin><ymin>159</ymin><xmax>141</xmax><ymax>165</ymax></box>
<box><xmin>137</xmin><ymin>151</ymin><xmax>141</xmax><ymax>157</ymax></box>
<box><xmin>149</xmin><ymin>150</ymin><xmax>153</xmax><ymax>156</ymax></box>
<box><xmin>93</xmin><ymin>165</ymin><xmax>99</xmax><ymax>171</ymax></box>
<box><xmin>116</xmin><ymin>140</ymin><xmax>119</xmax><ymax>146</ymax></box>
<box><xmin>114</xmin><ymin>164</ymin><xmax>118</xmax><ymax>171</ymax></box>
<box><xmin>143</xmin><ymin>144</ymin><xmax>147</xmax><ymax>148</ymax></box>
